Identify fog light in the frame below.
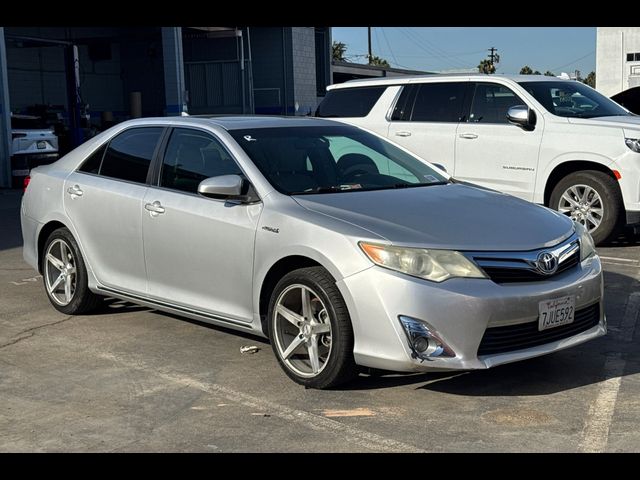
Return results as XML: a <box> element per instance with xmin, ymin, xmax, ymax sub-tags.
<box><xmin>398</xmin><ymin>315</ymin><xmax>455</xmax><ymax>361</ymax></box>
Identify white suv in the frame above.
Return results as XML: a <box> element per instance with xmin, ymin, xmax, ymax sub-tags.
<box><xmin>317</xmin><ymin>75</ymin><xmax>640</xmax><ymax>244</ymax></box>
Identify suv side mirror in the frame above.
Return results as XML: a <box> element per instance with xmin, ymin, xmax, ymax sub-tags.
<box><xmin>507</xmin><ymin>105</ymin><xmax>537</xmax><ymax>131</ymax></box>
<box><xmin>198</xmin><ymin>174</ymin><xmax>260</xmax><ymax>203</ymax></box>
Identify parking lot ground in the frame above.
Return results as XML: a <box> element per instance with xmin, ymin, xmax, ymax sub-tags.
<box><xmin>1</xmin><ymin>189</ymin><xmax>639</xmax><ymax>452</ymax></box>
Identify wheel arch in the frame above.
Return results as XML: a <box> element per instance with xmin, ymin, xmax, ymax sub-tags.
<box><xmin>543</xmin><ymin>160</ymin><xmax>620</xmax><ymax>207</ymax></box>
<box><xmin>37</xmin><ymin>220</ymin><xmax>68</xmax><ymax>274</ymax></box>
<box><xmin>258</xmin><ymin>255</ymin><xmax>325</xmax><ymax>336</ymax></box>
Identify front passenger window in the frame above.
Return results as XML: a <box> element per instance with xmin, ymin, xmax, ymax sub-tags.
<box><xmin>469</xmin><ymin>83</ymin><xmax>525</xmax><ymax>124</ymax></box>
<box><xmin>160</xmin><ymin>128</ymin><xmax>242</xmax><ymax>194</ymax></box>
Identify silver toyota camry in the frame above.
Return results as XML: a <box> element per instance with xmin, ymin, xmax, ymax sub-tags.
<box><xmin>21</xmin><ymin>116</ymin><xmax>605</xmax><ymax>389</ymax></box>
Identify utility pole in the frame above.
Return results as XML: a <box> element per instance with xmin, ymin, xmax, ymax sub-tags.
<box><xmin>367</xmin><ymin>27</ymin><xmax>372</xmax><ymax>64</ymax></box>
<box><xmin>574</xmin><ymin>69</ymin><xmax>581</xmax><ymax>81</ymax></box>
<box><xmin>488</xmin><ymin>47</ymin><xmax>499</xmax><ymax>66</ymax></box>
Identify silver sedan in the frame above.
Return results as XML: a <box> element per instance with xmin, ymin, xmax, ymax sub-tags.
<box><xmin>21</xmin><ymin>116</ymin><xmax>605</xmax><ymax>389</ymax></box>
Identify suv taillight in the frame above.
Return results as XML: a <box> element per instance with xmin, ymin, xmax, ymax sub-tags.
<box><xmin>23</xmin><ymin>175</ymin><xmax>30</xmax><ymax>192</ymax></box>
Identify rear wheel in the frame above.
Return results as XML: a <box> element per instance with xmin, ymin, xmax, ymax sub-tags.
<box><xmin>267</xmin><ymin>266</ymin><xmax>357</xmax><ymax>389</ymax></box>
<box><xmin>42</xmin><ymin>228</ymin><xmax>102</xmax><ymax>314</ymax></box>
<box><xmin>549</xmin><ymin>170</ymin><xmax>623</xmax><ymax>245</ymax></box>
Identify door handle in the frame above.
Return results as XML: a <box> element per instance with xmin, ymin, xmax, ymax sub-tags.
<box><xmin>145</xmin><ymin>201</ymin><xmax>165</xmax><ymax>216</ymax></box>
<box><xmin>66</xmin><ymin>185</ymin><xmax>83</xmax><ymax>197</ymax></box>
<box><xmin>395</xmin><ymin>131</ymin><xmax>412</xmax><ymax>137</ymax></box>
<box><xmin>458</xmin><ymin>133</ymin><xmax>478</xmax><ymax>139</ymax></box>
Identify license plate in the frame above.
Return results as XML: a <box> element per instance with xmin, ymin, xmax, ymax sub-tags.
<box><xmin>538</xmin><ymin>296</ymin><xmax>575</xmax><ymax>331</ymax></box>
<box><xmin>36</xmin><ymin>141</ymin><xmax>47</xmax><ymax>149</ymax></box>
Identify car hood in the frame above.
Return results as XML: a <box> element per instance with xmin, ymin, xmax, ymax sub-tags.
<box><xmin>566</xmin><ymin>115</ymin><xmax>640</xmax><ymax>131</ymax></box>
<box><xmin>293</xmin><ymin>183</ymin><xmax>574</xmax><ymax>251</ymax></box>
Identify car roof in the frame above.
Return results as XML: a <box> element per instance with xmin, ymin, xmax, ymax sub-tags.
<box><xmin>326</xmin><ymin>74</ymin><xmax>573</xmax><ymax>90</ymax></box>
<box><xmin>116</xmin><ymin>115</ymin><xmax>340</xmax><ymax>130</ymax></box>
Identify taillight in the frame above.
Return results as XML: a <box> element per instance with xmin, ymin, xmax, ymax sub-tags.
<box><xmin>23</xmin><ymin>175</ymin><xmax>30</xmax><ymax>192</ymax></box>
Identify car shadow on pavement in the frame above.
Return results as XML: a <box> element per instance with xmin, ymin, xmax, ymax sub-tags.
<box><xmin>600</xmin><ymin>228</ymin><xmax>640</xmax><ymax>247</ymax></box>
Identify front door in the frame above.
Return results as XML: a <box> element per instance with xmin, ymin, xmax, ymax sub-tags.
<box><xmin>454</xmin><ymin>82</ymin><xmax>543</xmax><ymax>201</ymax></box>
<box><xmin>142</xmin><ymin>127</ymin><xmax>261</xmax><ymax>322</ymax></box>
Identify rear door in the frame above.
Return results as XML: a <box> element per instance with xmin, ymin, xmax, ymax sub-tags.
<box><xmin>454</xmin><ymin>82</ymin><xmax>543</xmax><ymax>200</ymax></box>
<box><xmin>387</xmin><ymin>81</ymin><xmax>469</xmax><ymax>172</ymax></box>
<box><xmin>64</xmin><ymin>127</ymin><xmax>164</xmax><ymax>294</ymax></box>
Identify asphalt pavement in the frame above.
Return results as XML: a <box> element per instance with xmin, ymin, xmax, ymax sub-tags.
<box><xmin>1</xmin><ymin>189</ymin><xmax>638</xmax><ymax>452</ymax></box>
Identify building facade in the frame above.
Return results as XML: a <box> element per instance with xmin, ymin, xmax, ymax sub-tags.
<box><xmin>596</xmin><ymin>27</ymin><xmax>640</xmax><ymax>97</ymax></box>
<box><xmin>0</xmin><ymin>27</ymin><xmax>332</xmax><ymax>188</ymax></box>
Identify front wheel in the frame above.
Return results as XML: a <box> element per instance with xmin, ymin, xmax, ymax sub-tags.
<box><xmin>267</xmin><ymin>266</ymin><xmax>358</xmax><ymax>389</ymax></box>
<box><xmin>549</xmin><ymin>170</ymin><xmax>623</xmax><ymax>245</ymax></box>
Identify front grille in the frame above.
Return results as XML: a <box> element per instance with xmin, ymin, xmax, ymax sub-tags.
<box><xmin>468</xmin><ymin>236</ymin><xmax>581</xmax><ymax>284</ymax></box>
<box><xmin>477</xmin><ymin>302</ymin><xmax>600</xmax><ymax>356</ymax></box>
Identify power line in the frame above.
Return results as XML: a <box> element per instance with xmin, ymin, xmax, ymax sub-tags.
<box><xmin>380</xmin><ymin>27</ymin><xmax>400</xmax><ymax>67</ymax></box>
<box><xmin>548</xmin><ymin>50</ymin><xmax>595</xmax><ymax>73</ymax></box>
<box><xmin>396</xmin><ymin>27</ymin><xmax>461</xmax><ymax>69</ymax></box>
<box><xmin>398</xmin><ymin>28</ymin><xmax>472</xmax><ymax>69</ymax></box>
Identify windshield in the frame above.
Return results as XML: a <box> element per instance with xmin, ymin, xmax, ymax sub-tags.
<box><xmin>518</xmin><ymin>81</ymin><xmax>631</xmax><ymax>119</ymax></box>
<box><xmin>229</xmin><ymin>125</ymin><xmax>447</xmax><ymax>195</ymax></box>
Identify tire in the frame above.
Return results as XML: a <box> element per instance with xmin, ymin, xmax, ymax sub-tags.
<box><xmin>41</xmin><ymin>227</ymin><xmax>102</xmax><ymax>315</ymax></box>
<box><xmin>267</xmin><ymin>266</ymin><xmax>358</xmax><ymax>389</ymax></box>
<box><xmin>549</xmin><ymin>170</ymin><xmax>623</xmax><ymax>245</ymax></box>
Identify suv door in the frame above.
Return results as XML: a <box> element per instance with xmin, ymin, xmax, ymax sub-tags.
<box><xmin>387</xmin><ymin>81</ymin><xmax>469</xmax><ymax>172</ymax></box>
<box><xmin>142</xmin><ymin>127</ymin><xmax>261</xmax><ymax>323</ymax></box>
<box><xmin>63</xmin><ymin>127</ymin><xmax>164</xmax><ymax>293</ymax></box>
<box><xmin>454</xmin><ymin>82</ymin><xmax>543</xmax><ymax>200</ymax></box>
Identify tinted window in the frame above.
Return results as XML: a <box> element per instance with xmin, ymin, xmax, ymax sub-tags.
<box><xmin>636</xmin><ymin>53</ymin><xmax>640</xmax><ymax>61</ymax></box>
<box><xmin>469</xmin><ymin>83</ymin><xmax>524</xmax><ymax>124</ymax></box>
<box><xmin>79</xmin><ymin>144</ymin><xmax>106</xmax><ymax>174</ymax></box>
<box><xmin>410</xmin><ymin>82</ymin><xmax>467</xmax><ymax>122</ymax></box>
<box><xmin>391</xmin><ymin>85</ymin><xmax>418</xmax><ymax>121</ymax></box>
<box><xmin>230</xmin><ymin>125</ymin><xmax>446</xmax><ymax>195</ymax></box>
<box><xmin>627</xmin><ymin>53</ymin><xmax>635</xmax><ymax>61</ymax></box>
<box><xmin>100</xmin><ymin>128</ymin><xmax>163</xmax><ymax>183</ymax></box>
<box><xmin>520</xmin><ymin>81</ymin><xmax>630</xmax><ymax>118</ymax></box>
<box><xmin>316</xmin><ymin>86</ymin><xmax>386</xmax><ymax>118</ymax></box>
<box><xmin>161</xmin><ymin>128</ymin><xmax>242</xmax><ymax>193</ymax></box>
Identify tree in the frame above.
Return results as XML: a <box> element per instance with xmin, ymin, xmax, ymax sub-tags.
<box><xmin>369</xmin><ymin>55</ymin><xmax>390</xmax><ymax>67</ymax></box>
<box><xmin>478</xmin><ymin>59</ymin><xmax>496</xmax><ymax>74</ymax></box>
<box><xmin>583</xmin><ymin>71</ymin><xmax>596</xmax><ymax>88</ymax></box>
<box><xmin>533</xmin><ymin>70</ymin><xmax>542</xmax><ymax>75</ymax></box>
<box><xmin>544</xmin><ymin>71</ymin><xmax>555</xmax><ymax>77</ymax></box>
<box><xmin>520</xmin><ymin>65</ymin><xmax>533</xmax><ymax>75</ymax></box>
<box><xmin>332</xmin><ymin>41</ymin><xmax>347</xmax><ymax>62</ymax></box>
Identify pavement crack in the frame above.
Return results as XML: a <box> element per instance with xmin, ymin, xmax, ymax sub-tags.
<box><xmin>0</xmin><ymin>316</ymin><xmax>74</xmax><ymax>350</ymax></box>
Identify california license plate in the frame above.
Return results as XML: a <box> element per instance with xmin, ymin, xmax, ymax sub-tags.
<box><xmin>538</xmin><ymin>296</ymin><xmax>575</xmax><ymax>331</ymax></box>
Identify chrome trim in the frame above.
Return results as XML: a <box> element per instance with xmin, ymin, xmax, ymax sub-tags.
<box><xmin>96</xmin><ymin>286</ymin><xmax>253</xmax><ymax>329</ymax></box>
<box><xmin>384</xmin><ymin>85</ymin><xmax>407</xmax><ymax>122</ymax></box>
<box><xmin>464</xmin><ymin>233</ymin><xmax>581</xmax><ymax>276</ymax></box>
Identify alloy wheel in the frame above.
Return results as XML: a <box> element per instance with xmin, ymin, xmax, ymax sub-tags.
<box><xmin>557</xmin><ymin>184</ymin><xmax>604</xmax><ymax>233</ymax></box>
<box><xmin>44</xmin><ymin>239</ymin><xmax>77</xmax><ymax>306</ymax></box>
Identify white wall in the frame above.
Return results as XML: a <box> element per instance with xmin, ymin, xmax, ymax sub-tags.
<box><xmin>597</xmin><ymin>27</ymin><xmax>640</xmax><ymax>96</ymax></box>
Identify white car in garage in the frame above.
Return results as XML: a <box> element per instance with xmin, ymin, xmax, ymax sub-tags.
<box><xmin>11</xmin><ymin>114</ymin><xmax>59</xmax><ymax>188</ymax></box>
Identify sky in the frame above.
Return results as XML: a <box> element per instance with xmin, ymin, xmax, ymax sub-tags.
<box><xmin>331</xmin><ymin>27</ymin><xmax>596</xmax><ymax>75</ymax></box>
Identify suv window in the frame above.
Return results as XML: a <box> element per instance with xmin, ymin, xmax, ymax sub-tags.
<box><xmin>316</xmin><ymin>86</ymin><xmax>386</xmax><ymax>118</ymax></box>
<box><xmin>100</xmin><ymin>127</ymin><xmax>163</xmax><ymax>183</ymax></box>
<box><xmin>391</xmin><ymin>85</ymin><xmax>418</xmax><ymax>121</ymax></box>
<box><xmin>469</xmin><ymin>83</ymin><xmax>524</xmax><ymax>124</ymax></box>
<box><xmin>410</xmin><ymin>82</ymin><xmax>467</xmax><ymax>122</ymax></box>
<box><xmin>160</xmin><ymin>128</ymin><xmax>242</xmax><ymax>194</ymax></box>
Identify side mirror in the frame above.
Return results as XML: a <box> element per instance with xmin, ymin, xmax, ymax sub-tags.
<box><xmin>507</xmin><ymin>105</ymin><xmax>537</xmax><ymax>131</ymax></box>
<box><xmin>197</xmin><ymin>174</ymin><xmax>259</xmax><ymax>203</ymax></box>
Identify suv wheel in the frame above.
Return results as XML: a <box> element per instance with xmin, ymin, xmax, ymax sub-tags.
<box><xmin>550</xmin><ymin>170</ymin><xmax>623</xmax><ymax>245</ymax></box>
<box><xmin>267</xmin><ymin>266</ymin><xmax>358</xmax><ymax>389</ymax></box>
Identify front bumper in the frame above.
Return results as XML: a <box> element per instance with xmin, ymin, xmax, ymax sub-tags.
<box><xmin>337</xmin><ymin>254</ymin><xmax>604</xmax><ymax>372</ymax></box>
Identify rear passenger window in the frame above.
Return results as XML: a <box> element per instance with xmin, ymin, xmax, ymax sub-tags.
<box><xmin>100</xmin><ymin>128</ymin><xmax>163</xmax><ymax>183</ymax></box>
<box><xmin>469</xmin><ymin>83</ymin><xmax>524</xmax><ymax>124</ymax></box>
<box><xmin>391</xmin><ymin>85</ymin><xmax>418</xmax><ymax>121</ymax></box>
<box><xmin>410</xmin><ymin>82</ymin><xmax>467</xmax><ymax>122</ymax></box>
<box><xmin>316</xmin><ymin>86</ymin><xmax>386</xmax><ymax>118</ymax></box>
<box><xmin>78</xmin><ymin>144</ymin><xmax>106</xmax><ymax>174</ymax></box>
<box><xmin>160</xmin><ymin>128</ymin><xmax>242</xmax><ymax>194</ymax></box>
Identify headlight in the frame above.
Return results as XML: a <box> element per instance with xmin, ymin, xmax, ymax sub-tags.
<box><xmin>625</xmin><ymin>138</ymin><xmax>640</xmax><ymax>153</ymax></box>
<box><xmin>574</xmin><ymin>222</ymin><xmax>596</xmax><ymax>261</ymax></box>
<box><xmin>359</xmin><ymin>242</ymin><xmax>487</xmax><ymax>282</ymax></box>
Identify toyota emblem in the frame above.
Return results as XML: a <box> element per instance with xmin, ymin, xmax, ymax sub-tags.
<box><xmin>536</xmin><ymin>251</ymin><xmax>558</xmax><ymax>275</ymax></box>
